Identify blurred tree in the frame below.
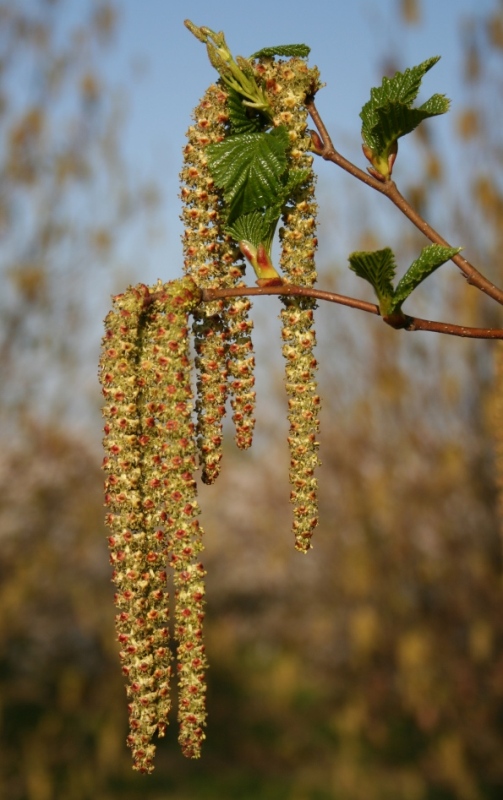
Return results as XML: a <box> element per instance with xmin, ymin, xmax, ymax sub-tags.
<box><xmin>0</xmin><ymin>0</ymin><xmax>156</xmax><ymax>436</ymax></box>
<box><xmin>0</xmin><ymin>2</ymin><xmax>163</xmax><ymax>798</ymax></box>
<box><xmin>0</xmin><ymin>424</ymin><xmax>128</xmax><ymax>799</ymax></box>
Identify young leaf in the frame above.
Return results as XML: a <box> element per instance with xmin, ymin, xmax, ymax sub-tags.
<box><xmin>366</xmin><ymin>96</ymin><xmax>450</xmax><ymax>156</ymax></box>
<box><xmin>360</xmin><ymin>56</ymin><xmax>450</xmax><ymax>178</ymax></box>
<box><xmin>250</xmin><ymin>44</ymin><xmax>311</xmax><ymax>59</ymax></box>
<box><xmin>226</xmin><ymin>208</ymin><xmax>280</xmax><ymax>252</ymax></box>
<box><xmin>348</xmin><ymin>248</ymin><xmax>396</xmax><ymax>314</ymax></box>
<box><xmin>366</xmin><ymin>56</ymin><xmax>440</xmax><ymax>111</ymax></box>
<box><xmin>185</xmin><ymin>20</ymin><xmax>274</xmax><ymax>120</ymax></box>
<box><xmin>391</xmin><ymin>244</ymin><xmax>462</xmax><ymax>312</ymax></box>
<box><xmin>227</xmin><ymin>87</ymin><xmax>269</xmax><ymax>134</ymax></box>
<box><xmin>207</xmin><ymin>127</ymin><xmax>289</xmax><ymax>222</ymax></box>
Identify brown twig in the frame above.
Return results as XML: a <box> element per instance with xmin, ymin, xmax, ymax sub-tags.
<box><xmin>201</xmin><ymin>284</ymin><xmax>503</xmax><ymax>339</ymax></box>
<box><xmin>202</xmin><ymin>283</ymin><xmax>378</xmax><ymax>314</ymax></box>
<box><xmin>401</xmin><ymin>317</ymin><xmax>503</xmax><ymax>339</ymax></box>
<box><xmin>305</xmin><ymin>98</ymin><xmax>503</xmax><ymax>307</ymax></box>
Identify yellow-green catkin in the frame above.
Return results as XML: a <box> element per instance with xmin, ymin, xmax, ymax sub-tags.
<box><xmin>140</xmin><ymin>279</ymin><xmax>208</xmax><ymax>759</ymax></box>
<box><xmin>180</xmin><ymin>84</ymin><xmax>256</xmax><ymax>478</ymax></box>
<box><xmin>100</xmin><ymin>277</ymin><xmax>206</xmax><ymax>770</ymax></box>
<box><xmin>226</xmin><ymin>297</ymin><xmax>255</xmax><ymax>449</ymax></box>
<box><xmin>255</xmin><ymin>56</ymin><xmax>322</xmax><ymax>552</ymax></box>
<box><xmin>101</xmin><ymin>283</ymin><xmax>169</xmax><ymax>772</ymax></box>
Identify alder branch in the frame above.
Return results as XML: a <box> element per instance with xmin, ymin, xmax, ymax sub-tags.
<box><xmin>305</xmin><ymin>98</ymin><xmax>503</xmax><ymax>307</ymax></box>
<box><xmin>201</xmin><ymin>284</ymin><xmax>503</xmax><ymax>339</ymax></box>
<box><xmin>203</xmin><ymin>283</ymin><xmax>378</xmax><ymax>314</ymax></box>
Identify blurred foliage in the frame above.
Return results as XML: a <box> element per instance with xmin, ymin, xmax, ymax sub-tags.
<box><xmin>0</xmin><ymin>0</ymin><xmax>158</xmax><ymax>435</ymax></box>
<box><xmin>3</xmin><ymin>0</ymin><xmax>503</xmax><ymax>798</ymax></box>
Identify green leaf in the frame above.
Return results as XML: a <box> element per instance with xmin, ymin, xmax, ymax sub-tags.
<box><xmin>226</xmin><ymin>208</ymin><xmax>280</xmax><ymax>252</ymax></box>
<box><xmin>207</xmin><ymin>126</ymin><xmax>289</xmax><ymax>222</ymax></box>
<box><xmin>348</xmin><ymin>248</ymin><xmax>396</xmax><ymax>313</ymax></box>
<box><xmin>250</xmin><ymin>44</ymin><xmax>311</xmax><ymax>59</ymax></box>
<box><xmin>391</xmin><ymin>244</ymin><xmax>462</xmax><ymax>312</ymax></box>
<box><xmin>227</xmin><ymin>87</ymin><xmax>269</xmax><ymax>134</ymax></box>
<box><xmin>364</xmin><ymin>96</ymin><xmax>450</xmax><ymax>155</ymax></box>
<box><xmin>419</xmin><ymin>93</ymin><xmax>451</xmax><ymax>117</ymax></box>
<box><xmin>366</xmin><ymin>56</ymin><xmax>440</xmax><ymax>113</ymax></box>
<box><xmin>360</xmin><ymin>56</ymin><xmax>450</xmax><ymax>178</ymax></box>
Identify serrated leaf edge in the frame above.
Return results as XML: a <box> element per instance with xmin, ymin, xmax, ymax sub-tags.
<box><xmin>348</xmin><ymin>248</ymin><xmax>397</xmax><ymax>310</ymax></box>
<box><xmin>390</xmin><ymin>245</ymin><xmax>462</xmax><ymax>312</ymax></box>
<box><xmin>207</xmin><ymin>128</ymin><xmax>290</xmax><ymax>221</ymax></box>
<box><xmin>250</xmin><ymin>43</ymin><xmax>311</xmax><ymax>60</ymax></box>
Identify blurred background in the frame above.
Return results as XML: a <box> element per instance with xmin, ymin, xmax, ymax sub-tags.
<box><xmin>2</xmin><ymin>0</ymin><xmax>503</xmax><ymax>797</ymax></box>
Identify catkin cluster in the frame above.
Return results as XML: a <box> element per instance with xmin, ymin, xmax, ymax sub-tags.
<box><xmin>255</xmin><ymin>56</ymin><xmax>322</xmax><ymax>551</ymax></box>
<box><xmin>100</xmin><ymin>41</ymin><xmax>325</xmax><ymax>772</ymax></box>
<box><xmin>100</xmin><ymin>278</ymin><xmax>206</xmax><ymax>771</ymax></box>
<box><xmin>180</xmin><ymin>83</ymin><xmax>256</xmax><ymax>482</ymax></box>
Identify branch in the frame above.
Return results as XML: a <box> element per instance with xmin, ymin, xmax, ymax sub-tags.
<box><xmin>203</xmin><ymin>283</ymin><xmax>378</xmax><ymax>314</ymax></box>
<box><xmin>201</xmin><ymin>284</ymin><xmax>503</xmax><ymax>339</ymax></box>
<box><xmin>305</xmin><ymin>98</ymin><xmax>503</xmax><ymax>307</ymax></box>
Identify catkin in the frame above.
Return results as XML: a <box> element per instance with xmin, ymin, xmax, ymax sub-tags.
<box><xmin>254</xmin><ymin>56</ymin><xmax>322</xmax><ymax>551</ymax></box>
<box><xmin>101</xmin><ymin>284</ymin><xmax>170</xmax><ymax>771</ymax></box>
<box><xmin>180</xmin><ymin>84</ymin><xmax>256</xmax><ymax>476</ymax></box>
<box><xmin>140</xmin><ymin>280</ymin><xmax>208</xmax><ymax>759</ymax></box>
<box><xmin>100</xmin><ymin>278</ymin><xmax>206</xmax><ymax>770</ymax></box>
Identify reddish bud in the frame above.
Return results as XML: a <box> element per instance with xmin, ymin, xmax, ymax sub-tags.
<box><xmin>309</xmin><ymin>129</ymin><xmax>324</xmax><ymax>154</ymax></box>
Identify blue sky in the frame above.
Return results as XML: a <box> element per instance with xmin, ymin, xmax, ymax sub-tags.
<box><xmin>100</xmin><ymin>0</ymin><xmax>499</xmax><ymax>283</ymax></box>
